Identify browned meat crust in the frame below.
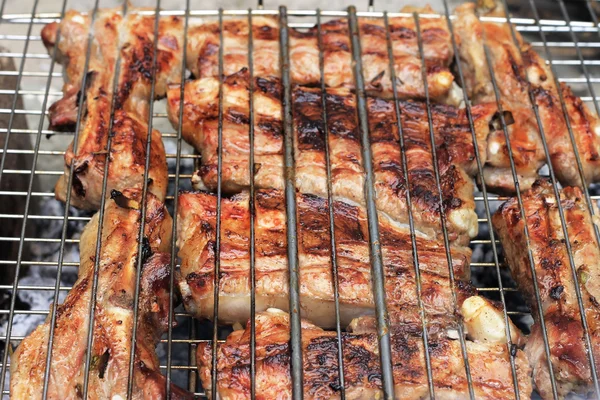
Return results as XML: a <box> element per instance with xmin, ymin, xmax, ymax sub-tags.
<box><xmin>454</xmin><ymin>3</ymin><xmax>600</xmax><ymax>193</ymax></box>
<box><xmin>167</xmin><ymin>72</ymin><xmax>497</xmax><ymax>244</ymax></box>
<box><xmin>41</xmin><ymin>8</ymin><xmax>182</xmax><ymax>210</ymax></box>
<box><xmin>185</xmin><ymin>7</ymin><xmax>455</xmax><ymax>101</ymax></box>
<box><xmin>493</xmin><ymin>179</ymin><xmax>600</xmax><ymax>398</ymax></box>
<box><xmin>177</xmin><ymin>189</ymin><xmax>473</xmax><ymax>329</ymax></box>
<box><xmin>196</xmin><ymin>309</ymin><xmax>532</xmax><ymax>399</ymax></box>
<box><xmin>53</xmin><ymin>108</ymin><xmax>168</xmax><ymax>211</ymax></box>
<box><xmin>10</xmin><ymin>189</ymin><xmax>192</xmax><ymax>399</ymax></box>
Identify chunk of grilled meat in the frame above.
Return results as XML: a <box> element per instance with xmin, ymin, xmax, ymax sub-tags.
<box><xmin>42</xmin><ymin>8</ymin><xmax>183</xmax><ymax>126</ymax></box>
<box><xmin>454</xmin><ymin>4</ymin><xmax>544</xmax><ymax>193</ymax></box>
<box><xmin>11</xmin><ymin>189</ymin><xmax>191</xmax><ymax>399</ymax></box>
<box><xmin>177</xmin><ymin>189</ymin><xmax>473</xmax><ymax>329</ymax></box>
<box><xmin>185</xmin><ymin>6</ymin><xmax>456</xmax><ymax>101</ymax></box>
<box><xmin>167</xmin><ymin>74</ymin><xmax>497</xmax><ymax>243</ymax></box>
<box><xmin>197</xmin><ymin>309</ymin><xmax>532</xmax><ymax>399</ymax></box>
<box><xmin>454</xmin><ymin>3</ymin><xmax>600</xmax><ymax>192</ymax></box>
<box><xmin>493</xmin><ymin>179</ymin><xmax>600</xmax><ymax>398</ymax></box>
<box><xmin>41</xmin><ymin>8</ymin><xmax>182</xmax><ymax>210</ymax></box>
<box><xmin>53</xmin><ymin>109</ymin><xmax>168</xmax><ymax>210</ymax></box>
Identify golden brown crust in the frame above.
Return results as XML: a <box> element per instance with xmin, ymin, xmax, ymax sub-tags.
<box><xmin>42</xmin><ymin>8</ymin><xmax>182</xmax><ymax>210</ymax></box>
<box><xmin>454</xmin><ymin>3</ymin><xmax>600</xmax><ymax>193</ymax></box>
<box><xmin>168</xmin><ymin>76</ymin><xmax>495</xmax><ymax>243</ymax></box>
<box><xmin>10</xmin><ymin>190</ymin><xmax>192</xmax><ymax>399</ymax></box>
<box><xmin>493</xmin><ymin>180</ymin><xmax>600</xmax><ymax>398</ymax></box>
<box><xmin>185</xmin><ymin>12</ymin><xmax>455</xmax><ymax>101</ymax></box>
<box><xmin>197</xmin><ymin>309</ymin><xmax>533</xmax><ymax>399</ymax></box>
<box><xmin>177</xmin><ymin>189</ymin><xmax>472</xmax><ymax>329</ymax></box>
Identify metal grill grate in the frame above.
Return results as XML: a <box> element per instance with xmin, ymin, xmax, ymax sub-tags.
<box><xmin>1</xmin><ymin>0</ymin><xmax>600</xmax><ymax>398</ymax></box>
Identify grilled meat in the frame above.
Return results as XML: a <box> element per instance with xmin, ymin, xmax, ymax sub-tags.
<box><xmin>166</xmin><ymin>70</ymin><xmax>284</xmax><ymax>193</ymax></box>
<box><xmin>42</xmin><ymin>8</ymin><xmax>183</xmax><ymax>126</ymax></box>
<box><xmin>197</xmin><ymin>308</ymin><xmax>532</xmax><ymax>399</ymax></box>
<box><xmin>454</xmin><ymin>3</ymin><xmax>600</xmax><ymax>192</ymax></box>
<box><xmin>41</xmin><ymin>8</ymin><xmax>182</xmax><ymax>210</ymax></box>
<box><xmin>454</xmin><ymin>3</ymin><xmax>545</xmax><ymax>193</ymax></box>
<box><xmin>185</xmin><ymin>7</ymin><xmax>456</xmax><ymax>101</ymax></box>
<box><xmin>53</xmin><ymin>109</ymin><xmax>168</xmax><ymax>210</ymax></box>
<box><xmin>493</xmin><ymin>179</ymin><xmax>600</xmax><ymax>398</ymax></box>
<box><xmin>177</xmin><ymin>189</ymin><xmax>473</xmax><ymax>329</ymax></box>
<box><xmin>167</xmin><ymin>74</ymin><xmax>497</xmax><ymax>243</ymax></box>
<box><xmin>10</xmin><ymin>189</ymin><xmax>191</xmax><ymax>399</ymax></box>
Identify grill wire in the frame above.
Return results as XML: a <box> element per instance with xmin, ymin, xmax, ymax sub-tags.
<box><xmin>0</xmin><ymin>0</ymin><xmax>600</xmax><ymax>398</ymax></box>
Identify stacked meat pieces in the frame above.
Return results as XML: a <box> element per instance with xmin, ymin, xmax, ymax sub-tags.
<box><xmin>10</xmin><ymin>8</ymin><xmax>193</xmax><ymax>398</ymax></box>
<box><xmin>172</xmin><ymin>8</ymin><xmax>532</xmax><ymax>399</ymax></box>
<box><xmin>11</xmin><ymin>1</ymin><xmax>600</xmax><ymax>399</ymax></box>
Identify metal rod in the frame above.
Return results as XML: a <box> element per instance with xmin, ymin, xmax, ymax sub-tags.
<box><xmin>414</xmin><ymin>11</ymin><xmax>477</xmax><ymax>399</ymax></box>
<box><xmin>126</xmin><ymin>1</ymin><xmax>164</xmax><ymax>397</ymax></box>
<box><xmin>346</xmin><ymin>6</ymin><xmax>395</xmax><ymax>399</ymax></box>
<box><xmin>39</xmin><ymin>0</ymin><xmax>95</xmax><ymax>398</ymax></box>
<box><xmin>381</xmin><ymin>11</ymin><xmax>436</xmax><ymax>399</ymax></box>
<box><xmin>210</xmin><ymin>8</ymin><xmax>225</xmax><ymax>400</ymax></box>
<box><xmin>165</xmin><ymin>0</ymin><xmax>190</xmax><ymax>396</ymax></box>
<box><xmin>279</xmin><ymin>6</ymin><xmax>304</xmax><ymax>399</ymax></box>
<box><xmin>247</xmin><ymin>8</ymin><xmax>258</xmax><ymax>399</ymax></box>
<box><xmin>316</xmin><ymin>9</ymin><xmax>346</xmax><ymax>399</ymax></box>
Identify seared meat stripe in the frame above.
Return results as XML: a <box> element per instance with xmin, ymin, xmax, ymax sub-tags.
<box><xmin>454</xmin><ymin>3</ymin><xmax>600</xmax><ymax>192</ymax></box>
<box><xmin>186</xmin><ymin>7</ymin><xmax>456</xmax><ymax>101</ymax></box>
<box><xmin>197</xmin><ymin>309</ymin><xmax>532</xmax><ymax>399</ymax></box>
<box><xmin>177</xmin><ymin>188</ymin><xmax>474</xmax><ymax>329</ymax></box>
<box><xmin>41</xmin><ymin>8</ymin><xmax>183</xmax><ymax>210</ymax></box>
<box><xmin>493</xmin><ymin>180</ymin><xmax>600</xmax><ymax>398</ymax></box>
<box><xmin>10</xmin><ymin>189</ymin><xmax>192</xmax><ymax>399</ymax></box>
<box><xmin>167</xmin><ymin>72</ymin><xmax>498</xmax><ymax>244</ymax></box>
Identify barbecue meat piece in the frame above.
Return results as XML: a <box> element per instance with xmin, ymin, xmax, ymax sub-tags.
<box><xmin>454</xmin><ymin>3</ymin><xmax>600</xmax><ymax>192</ymax></box>
<box><xmin>167</xmin><ymin>75</ymin><xmax>497</xmax><ymax>244</ymax></box>
<box><xmin>167</xmin><ymin>70</ymin><xmax>284</xmax><ymax>193</ymax></box>
<box><xmin>10</xmin><ymin>189</ymin><xmax>192</xmax><ymax>399</ymax></box>
<box><xmin>53</xmin><ymin>109</ymin><xmax>168</xmax><ymax>210</ymax></box>
<box><xmin>185</xmin><ymin>6</ymin><xmax>456</xmax><ymax>101</ymax></box>
<box><xmin>177</xmin><ymin>189</ymin><xmax>473</xmax><ymax>329</ymax></box>
<box><xmin>196</xmin><ymin>309</ymin><xmax>533</xmax><ymax>399</ymax></box>
<box><xmin>367</xmin><ymin>96</ymin><xmax>497</xmax><ymax>244</ymax></box>
<box><xmin>454</xmin><ymin>3</ymin><xmax>544</xmax><ymax>193</ymax></box>
<box><xmin>42</xmin><ymin>8</ymin><xmax>183</xmax><ymax>126</ymax></box>
<box><xmin>493</xmin><ymin>179</ymin><xmax>600</xmax><ymax>398</ymax></box>
<box><xmin>41</xmin><ymin>8</ymin><xmax>182</xmax><ymax>210</ymax></box>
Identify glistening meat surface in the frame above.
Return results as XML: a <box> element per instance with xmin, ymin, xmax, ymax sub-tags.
<box><xmin>177</xmin><ymin>189</ymin><xmax>473</xmax><ymax>329</ymax></box>
<box><xmin>196</xmin><ymin>309</ymin><xmax>532</xmax><ymax>399</ymax></box>
<box><xmin>41</xmin><ymin>8</ymin><xmax>182</xmax><ymax>210</ymax></box>
<box><xmin>493</xmin><ymin>180</ymin><xmax>600</xmax><ymax>398</ymax></box>
<box><xmin>167</xmin><ymin>74</ymin><xmax>498</xmax><ymax>243</ymax></box>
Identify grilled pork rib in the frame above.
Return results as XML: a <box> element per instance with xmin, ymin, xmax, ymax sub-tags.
<box><xmin>167</xmin><ymin>72</ymin><xmax>498</xmax><ymax>244</ymax></box>
<box><xmin>197</xmin><ymin>308</ymin><xmax>532</xmax><ymax>399</ymax></box>
<box><xmin>10</xmin><ymin>189</ymin><xmax>191</xmax><ymax>399</ymax></box>
<box><xmin>41</xmin><ymin>8</ymin><xmax>182</xmax><ymax>210</ymax></box>
<box><xmin>177</xmin><ymin>189</ymin><xmax>473</xmax><ymax>329</ymax></box>
<box><xmin>454</xmin><ymin>3</ymin><xmax>600</xmax><ymax>192</ymax></box>
<box><xmin>185</xmin><ymin>7</ymin><xmax>456</xmax><ymax>101</ymax></box>
<box><xmin>493</xmin><ymin>180</ymin><xmax>600</xmax><ymax>399</ymax></box>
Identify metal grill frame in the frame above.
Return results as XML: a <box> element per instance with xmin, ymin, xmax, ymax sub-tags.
<box><xmin>0</xmin><ymin>0</ymin><xmax>600</xmax><ymax>398</ymax></box>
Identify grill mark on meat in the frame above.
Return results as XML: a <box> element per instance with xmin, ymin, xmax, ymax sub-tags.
<box><xmin>293</xmin><ymin>86</ymin><xmax>326</xmax><ymax>152</ymax></box>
